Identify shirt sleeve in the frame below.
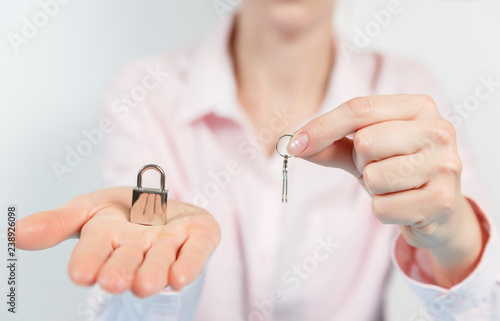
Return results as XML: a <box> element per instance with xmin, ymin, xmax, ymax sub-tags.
<box><xmin>392</xmin><ymin>201</ymin><xmax>500</xmax><ymax>321</ymax></box>
<box><xmin>386</xmin><ymin>59</ymin><xmax>500</xmax><ymax>320</ymax></box>
<box><xmin>88</xmin><ymin>57</ymin><xmax>204</xmax><ymax>320</ymax></box>
<box><xmin>84</xmin><ymin>271</ymin><xmax>205</xmax><ymax>321</ymax></box>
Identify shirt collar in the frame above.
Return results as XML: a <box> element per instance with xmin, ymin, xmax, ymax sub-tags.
<box><xmin>174</xmin><ymin>17</ymin><xmax>238</xmax><ymax>124</ymax></box>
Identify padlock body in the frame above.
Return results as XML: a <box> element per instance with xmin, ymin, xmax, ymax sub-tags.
<box><xmin>131</xmin><ymin>187</ymin><xmax>168</xmax><ymax>226</ymax></box>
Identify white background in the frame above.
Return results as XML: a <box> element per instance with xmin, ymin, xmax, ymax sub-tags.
<box><xmin>0</xmin><ymin>0</ymin><xmax>499</xmax><ymax>320</ymax></box>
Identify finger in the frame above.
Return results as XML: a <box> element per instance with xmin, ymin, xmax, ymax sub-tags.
<box><xmin>371</xmin><ymin>178</ymin><xmax>458</xmax><ymax>226</ymax></box>
<box><xmin>301</xmin><ymin>137</ymin><xmax>361</xmax><ymax>178</ymax></box>
<box><xmin>132</xmin><ymin>238</ymin><xmax>178</xmax><ymax>298</ymax></box>
<box><xmin>169</xmin><ymin>233</ymin><xmax>217</xmax><ymax>291</ymax></box>
<box><xmin>288</xmin><ymin>95</ymin><xmax>439</xmax><ymax>157</ymax></box>
<box><xmin>16</xmin><ymin>187</ymin><xmax>132</xmax><ymax>250</ymax></box>
<box><xmin>362</xmin><ymin>153</ymin><xmax>432</xmax><ymax>195</ymax></box>
<box><xmin>97</xmin><ymin>243</ymin><xmax>145</xmax><ymax>294</ymax></box>
<box><xmin>352</xmin><ymin>120</ymin><xmax>432</xmax><ymax>171</ymax></box>
<box><xmin>68</xmin><ymin>234</ymin><xmax>114</xmax><ymax>286</ymax></box>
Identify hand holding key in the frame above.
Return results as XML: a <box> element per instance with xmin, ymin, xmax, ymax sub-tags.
<box><xmin>15</xmin><ymin>187</ymin><xmax>221</xmax><ymax>297</ymax></box>
<box><xmin>287</xmin><ymin>94</ymin><xmax>486</xmax><ymax>287</ymax></box>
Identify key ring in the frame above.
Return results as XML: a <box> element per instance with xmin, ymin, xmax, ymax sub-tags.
<box><xmin>275</xmin><ymin>134</ymin><xmax>294</xmax><ymax>158</ymax></box>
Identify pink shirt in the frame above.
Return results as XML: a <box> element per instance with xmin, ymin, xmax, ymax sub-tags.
<box><xmin>91</xmin><ymin>18</ymin><xmax>500</xmax><ymax>321</ymax></box>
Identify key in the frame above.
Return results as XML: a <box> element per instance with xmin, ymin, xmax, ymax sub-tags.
<box><xmin>282</xmin><ymin>155</ymin><xmax>289</xmax><ymax>202</ymax></box>
<box><xmin>276</xmin><ymin>134</ymin><xmax>293</xmax><ymax>203</ymax></box>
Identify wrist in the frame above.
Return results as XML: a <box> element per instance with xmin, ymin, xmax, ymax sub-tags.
<box><xmin>427</xmin><ymin>196</ymin><xmax>487</xmax><ymax>287</ymax></box>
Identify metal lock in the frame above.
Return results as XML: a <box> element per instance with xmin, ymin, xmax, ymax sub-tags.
<box><xmin>130</xmin><ymin>164</ymin><xmax>168</xmax><ymax>226</ymax></box>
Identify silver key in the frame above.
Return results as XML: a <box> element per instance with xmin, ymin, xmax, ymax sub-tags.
<box><xmin>282</xmin><ymin>155</ymin><xmax>289</xmax><ymax>202</ymax></box>
<box><xmin>276</xmin><ymin>134</ymin><xmax>293</xmax><ymax>203</ymax></box>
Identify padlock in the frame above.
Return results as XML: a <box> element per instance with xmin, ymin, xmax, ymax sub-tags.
<box><xmin>130</xmin><ymin>164</ymin><xmax>168</xmax><ymax>226</ymax></box>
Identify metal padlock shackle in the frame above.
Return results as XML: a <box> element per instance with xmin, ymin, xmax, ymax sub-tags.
<box><xmin>136</xmin><ymin>164</ymin><xmax>166</xmax><ymax>191</ymax></box>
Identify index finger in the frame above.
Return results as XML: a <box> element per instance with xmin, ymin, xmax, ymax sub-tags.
<box><xmin>287</xmin><ymin>94</ymin><xmax>438</xmax><ymax>157</ymax></box>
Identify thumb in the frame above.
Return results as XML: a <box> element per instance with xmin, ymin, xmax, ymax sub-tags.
<box><xmin>15</xmin><ymin>186</ymin><xmax>132</xmax><ymax>250</ymax></box>
<box><xmin>15</xmin><ymin>197</ymin><xmax>92</xmax><ymax>250</ymax></box>
<box><xmin>288</xmin><ymin>135</ymin><xmax>361</xmax><ymax>178</ymax></box>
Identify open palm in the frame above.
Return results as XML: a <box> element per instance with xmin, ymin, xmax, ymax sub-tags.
<box><xmin>16</xmin><ymin>187</ymin><xmax>221</xmax><ymax>298</ymax></box>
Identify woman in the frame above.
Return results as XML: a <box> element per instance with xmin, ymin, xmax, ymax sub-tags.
<box><xmin>17</xmin><ymin>0</ymin><xmax>499</xmax><ymax>320</ymax></box>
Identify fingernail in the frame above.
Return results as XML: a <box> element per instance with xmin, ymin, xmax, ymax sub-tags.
<box><xmin>287</xmin><ymin>132</ymin><xmax>309</xmax><ymax>155</ymax></box>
